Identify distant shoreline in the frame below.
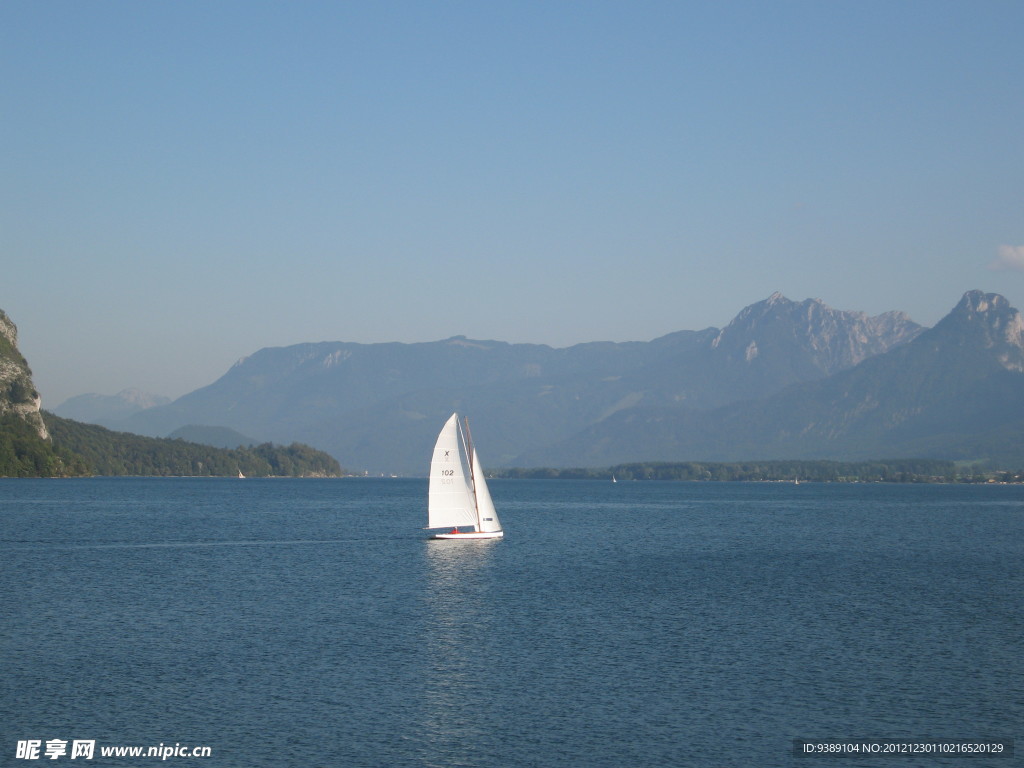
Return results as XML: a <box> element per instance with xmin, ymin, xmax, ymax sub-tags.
<box><xmin>487</xmin><ymin>459</ymin><xmax>1020</xmax><ymax>484</ymax></box>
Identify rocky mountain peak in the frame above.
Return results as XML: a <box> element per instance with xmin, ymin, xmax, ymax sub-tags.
<box><xmin>115</xmin><ymin>388</ymin><xmax>170</xmax><ymax>409</ymax></box>
<box><xmin>936</xmin><ymin>291</ymin><xmax>1024</xmax><ymax>370</ymax></box>
<box><xmin>956</xmin><ymin>290</ymin><xmax>1009</xmax><ymax>315</ymax></box>
<box><xmin>710</xmin><ymin>294</ymin><xmax>923</xmax><ymax>375</ymax></box>
<box><xmin>0</xmin><ymin>310</ymin><xmax>16</xmax><ymax>343</ymax></box>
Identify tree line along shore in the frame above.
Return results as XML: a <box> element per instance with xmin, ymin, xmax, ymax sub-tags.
<box><xmin>2</xmin><ymin>412</ymin><xmax>1019</xmax><ymax>482</ymax></box>
<box><xmin>492</xmin><ymin>460</ymin><xmax>1021</xmax><ymax>484</ymax></box>
<box><xmin>0</xmin><ymin>413</ymin><xmax>343</xmax><ymax>478</ymax></box>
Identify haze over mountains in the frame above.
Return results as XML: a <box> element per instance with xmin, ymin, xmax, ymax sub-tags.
<box><xmin>54</xmin><ymin>291</ymin><xmax>1024</xmax><ymax>475</ymax></box>
<box><xmin>55</xmin><ymin>388</ymin><xmax>171</xmax><ymax>425</ymax></box>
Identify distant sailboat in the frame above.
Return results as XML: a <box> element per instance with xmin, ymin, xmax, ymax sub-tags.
<box><xmin>612</xmin><ymin>475</ymin><xmax>617</xmax><ymax>483</ymax></box>
<box><xmin>238</xmin><ymin>469</ymin><xmax>245</xmax><ymax>479</ymax></box>
<box><xmin>427</xmin><ymin>413</ymin><xmax>503</xmax><ymax>540</ymax></box>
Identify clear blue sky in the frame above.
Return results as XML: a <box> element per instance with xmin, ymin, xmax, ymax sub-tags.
<box><xmin>3</xmin><ymin>0</ymin><xmax>1022</xmax><ymax>406</ymax></box>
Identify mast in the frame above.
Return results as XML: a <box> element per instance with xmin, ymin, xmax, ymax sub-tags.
<box><xmin>462</xmin><ymin>416</ymin><xmax>483</xmax><ymax>530</ymax></box>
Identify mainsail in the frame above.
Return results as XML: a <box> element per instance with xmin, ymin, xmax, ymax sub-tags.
<box><xmin>427</xmin><ymin>414</ymin><xmax>478</xmax><ymax>530</ymax></box>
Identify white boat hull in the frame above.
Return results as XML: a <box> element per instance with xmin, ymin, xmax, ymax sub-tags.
<box><xmin>431</xmin><ymin>530</ymin><xmax>504</xmax><ymax>540</ymax></box>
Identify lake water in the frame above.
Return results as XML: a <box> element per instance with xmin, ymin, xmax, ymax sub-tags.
<box><xmin>1</xmin><ymin>478</ymin><xmax>1021</xmax><ymax>767</ymax></box>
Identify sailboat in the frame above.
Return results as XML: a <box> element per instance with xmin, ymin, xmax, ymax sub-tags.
<box><xmin>427</xmin><ymin>413</ymin><xmax>503</xmax><ymax>540</ymax></box>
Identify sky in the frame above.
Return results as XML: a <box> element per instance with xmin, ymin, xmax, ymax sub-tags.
<box><xmin>2</xmin><ymin>0</ymin><xmax>1022</xmax><ymax>407</ymax></box>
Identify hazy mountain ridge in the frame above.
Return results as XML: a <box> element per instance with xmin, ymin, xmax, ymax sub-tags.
<box><xmin>119</xmin><ymin>331</ymin><xmax>718</xmax><ymax>471</ymax></box>
<box><xmin>54</xmin><ymin>388</ymin><xmax>171</xmax><ymax>427</ymax></box>
<box><xmin>167</xmin><ymin>425</ymin><xmax>258</xmax><ymax>449</ymax></box>
<box><xmin>116</xmin><ymin>293</ymin><xmax>936</xmax><ymax>474</ymax></box>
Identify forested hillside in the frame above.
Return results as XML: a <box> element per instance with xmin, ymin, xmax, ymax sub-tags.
<box><xmin>0</xmin><ymin>413</ymin><xmax>86</xmax><ymax>477</ymax></box>
<box><xmin>43</xmin><ymin>414</ymin><xmax>343</xmax><ymax>477</ymax></box>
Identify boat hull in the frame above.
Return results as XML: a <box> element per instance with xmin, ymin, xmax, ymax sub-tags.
<box><xmin>431</xmin><ymin>530</ymin><xmax>504</xmax><ymax>540</ymax></box>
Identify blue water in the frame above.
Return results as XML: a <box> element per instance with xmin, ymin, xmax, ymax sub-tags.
<box><xmin>1</xmin><ymin>478</ymin><xmax>1021</xmax><ymax>767</ymax></box>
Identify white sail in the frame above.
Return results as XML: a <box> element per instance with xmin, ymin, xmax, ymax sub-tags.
<box><xmin>427</xmin><ymin>414</ymin><xmax>478</xmax><ymax>530</ymax></box>
<box><xmin>470</xmin><ymin>447</ymin><xmax>502</xmax><ymax>533</ymax></box>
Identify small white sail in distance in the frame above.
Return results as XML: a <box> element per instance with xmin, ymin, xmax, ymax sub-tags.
<box><xmin>427</xmin><ymin>413</ymin><xmax>503</xmax><ymax>539</ymax></box>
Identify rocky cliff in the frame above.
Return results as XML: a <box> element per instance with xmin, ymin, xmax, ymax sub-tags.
<box><xmin>0</xmin><ymin>309</ymin><xmax>49</xmax><ymax>440</ymax></box>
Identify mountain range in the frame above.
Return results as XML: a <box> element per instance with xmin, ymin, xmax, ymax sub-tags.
<box><xmin>532</xmin><ymin>291</ymin><xmax>1024</xmax><ymax>467</ymax></box>
<box><xmin>58</xmin><ymin>290</ymin><xmax>1024</xmax><ymax>475</ymax></box>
